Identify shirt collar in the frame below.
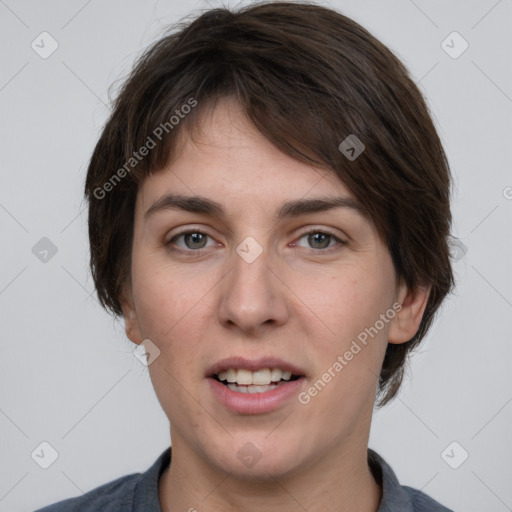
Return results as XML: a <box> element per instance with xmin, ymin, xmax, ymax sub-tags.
<box><xmin>368</xmin><ymin>448</ymin><xmax>415</xmax><ymax>512</ymax></box>
<box><xmin>132</xmin><ymin>447</ymin><xmax>170</xmax><ymax>511</ymax></box>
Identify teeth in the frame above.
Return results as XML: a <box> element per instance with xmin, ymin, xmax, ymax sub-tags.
<box><xmin>253</xmin><ymin>369</ymin><xmax>271</xmax><ymax>385</ymax></box>
<box><xmin>236</xmin><ymin>369</ymin><xmax>254</xmax><ymax>385</ymax></box>
<box><xmin>227</xmin><ymin>383</ymin><xmax>279</xmax><ymax>393</ymax></box>
<box><xmin>216</xmin><ymin>368</ymin><xmax>295</xmax><ymax>386</ymax></box>
<box><xmin>270</xmin><ymin>368</ymin><xmax>282</xmax><ymax>382</ymax></box>
<box><xmin>225</xmin><ymin>369</ymin><xmax>237</xmax><ymax>383</ymax></box>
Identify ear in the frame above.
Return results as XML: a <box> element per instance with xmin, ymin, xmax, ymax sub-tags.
<box><xmin>387</xmin><ymin>281</ymin><xmax>431</xmax><ymax>345</ymax></box>
<box><xmin>119</xmin><ymin>284</ymin><xmax>143</xmax><ymax>346</ymax></box>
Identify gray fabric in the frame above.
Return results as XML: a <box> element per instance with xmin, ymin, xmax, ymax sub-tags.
<box><xmin>35</xmin><ymin>447</ymin><xmax>453</xmax><ymax>511</ymax></box>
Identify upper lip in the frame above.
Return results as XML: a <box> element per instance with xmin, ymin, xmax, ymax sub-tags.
<box><xmin>206</xmin><ymin>356</ymin><xmax>306</xmax><ymax>377</ymax></box>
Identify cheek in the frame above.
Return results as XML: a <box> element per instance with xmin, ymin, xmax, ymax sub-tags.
<box><xmin>299</xmin><ymin>267</ymin><xmax>392</xmax><ymax>345</ymax></box>
<box><xmin>131</xmin><ymin>254</ymin><xmax>213</xmax><ymax>341</ymax></box>
<box><xmin>130</xmin><ymin>257</ymin><xmax>216</xmax><ymax>402</ymax></box>
<box><xmin>133</xmin><ymin>267</ymin><xmax>210</xmax><ymax>424</ymax></box>
<box><xmin>297</xmin><ymin>264</ymin><xmax>393</xmax><ymax>404</ymax></box>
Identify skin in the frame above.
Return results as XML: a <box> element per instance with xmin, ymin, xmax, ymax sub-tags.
<box><xmin>121</xmin><ymin>97</ymin><xmax>430</xmax><ymax>512</ymax></box>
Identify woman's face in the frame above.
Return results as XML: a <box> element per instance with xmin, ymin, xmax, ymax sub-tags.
<box><xmin>122</xmin><ymin>97</ymin><xmax>423</xmax><ymax>479</ymax></box>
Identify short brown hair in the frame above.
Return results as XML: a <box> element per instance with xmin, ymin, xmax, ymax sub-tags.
<box><xmin>85</xmin><ymin>1</ymin><xmax>455</xmax><ymax>406</ymax></box>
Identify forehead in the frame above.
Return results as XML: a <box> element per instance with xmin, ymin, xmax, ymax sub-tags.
<box><xmin>138</xmin><ymin>97</ymin><xmax>358</xmax><ymax>213</ymax></box>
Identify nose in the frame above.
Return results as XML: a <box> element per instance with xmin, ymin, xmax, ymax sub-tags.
<box><xmin>217</xmin><ymin>241</ymin><xmax>289</xmax><ymax>334</ymax></box>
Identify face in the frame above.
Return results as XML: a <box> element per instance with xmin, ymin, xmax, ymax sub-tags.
<box><xmin>122</xmin><ymin>97</ymin><xmax>427</xmax><ymax>479</ymax></box>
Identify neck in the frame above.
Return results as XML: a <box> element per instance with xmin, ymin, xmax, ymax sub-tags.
<box><xmin>159</xmin><ymin>434</ymin><xmax>382</xmax><ymax>512</ymax></box>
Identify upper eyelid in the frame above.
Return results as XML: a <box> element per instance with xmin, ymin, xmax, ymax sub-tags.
<box><xmin>168</xmin><ymin>225</ymin><xmax>344</xmax><ymax>239</ymax></box>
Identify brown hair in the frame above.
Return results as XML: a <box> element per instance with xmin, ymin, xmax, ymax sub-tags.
<box><xmin>85</xmin><ymin>1</ymin><xmax>455</xmax><ymax>406</ymax></box>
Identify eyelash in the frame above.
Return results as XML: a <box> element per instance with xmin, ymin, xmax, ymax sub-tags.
<box><xmin>165</xmin><ymin>228</ymin><xmax>347</xmax><ymax>256</ymax></box>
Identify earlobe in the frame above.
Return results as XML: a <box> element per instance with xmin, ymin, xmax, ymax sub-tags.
<box><xmin>387</xmin><ymin>282</ymin><xmax>430</xmax><ymax>345</ymax></box>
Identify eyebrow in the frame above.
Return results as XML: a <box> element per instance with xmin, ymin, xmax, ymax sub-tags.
<box><xmin>144</xmin><ymin>193</ymin><xmax>366</xmax><ymax>221</ymax></box>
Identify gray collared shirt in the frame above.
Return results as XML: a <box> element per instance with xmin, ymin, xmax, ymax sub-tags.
<box><xmin>35</xmin><ymin>447</ymin><xmax>453</xmax><ymax>511</ymax></box>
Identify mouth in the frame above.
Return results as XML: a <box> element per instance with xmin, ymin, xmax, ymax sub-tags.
<box><xmin>211</xmin><ymin>368</ymin><xmax>302</xmax><ymax>394</ymax></box>
<box><xmin>206</xmin><ymin>356</ymin><xmax>306</xmax><ymax>394</ymax></box>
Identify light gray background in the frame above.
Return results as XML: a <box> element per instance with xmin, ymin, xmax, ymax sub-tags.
<box><xmin>0</xmin><ymin>1</ymin><xmax>511</xmax><ymax>511</ymax></box>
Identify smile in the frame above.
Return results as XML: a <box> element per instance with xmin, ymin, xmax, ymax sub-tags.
<box><xmin>213</xmin><ymin>368</ymin><xmax>301</xmax><ymax>393</ymax></box>
<box><xmin>206</xmin><ymin>357</ymin><xmax>307</xmax><ymax>414</ymax></box>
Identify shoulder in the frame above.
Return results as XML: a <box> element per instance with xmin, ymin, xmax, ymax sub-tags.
<box><xmin>34</xmin><ymin>472</ymin><xmax>139</xmax><ymax>512</ymax></box>
<box><xmin>34</xmin><ymin>447</ymin><xmax>171</xmax><ymax>512</ymax></box>
<box><xmin>368</xmin><ymin>448</ymin><xmax>453</xmax><ymax>512</ymax></box>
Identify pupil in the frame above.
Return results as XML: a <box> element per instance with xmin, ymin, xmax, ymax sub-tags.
<box><xmin>186</xmin><ymin>233</ymin><xmax>206</xmax><ymax>249</ymax></box>
<box><xmin>309</xmin><ymin>233</ymin><xmax>329</xmax><ymax>249</ymax></box>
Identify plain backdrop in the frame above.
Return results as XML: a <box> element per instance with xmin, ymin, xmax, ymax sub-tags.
<box><xmin>0</xmin><ymin>1</ymin><xmax>511</xmax><ymax>511</ymax></box>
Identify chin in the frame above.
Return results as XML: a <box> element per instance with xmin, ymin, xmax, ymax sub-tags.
<box><xmin>206</xmin><ymin>437</ymin><xmax>308</xmax><ymax>481</ymax></box>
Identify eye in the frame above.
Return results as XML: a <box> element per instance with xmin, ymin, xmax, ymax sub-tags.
<box><xmin>293</xmin><ymin>229</ymin><xmax>346</xmax><ymax>253</ymax></box>
<box><xmin>166</xmin><ymin>228</ymin><xmax>346</xmax><ymax>256</ymax></box>
<box><xmin>166</xmin><ymin>230</ymin><xmax>216</xmax><ymax>252</ymax></box>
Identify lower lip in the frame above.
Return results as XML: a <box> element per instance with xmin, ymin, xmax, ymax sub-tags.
<box><xmin>207</xmin><ymin>377</ymin><xmax>306</xmax><ymax>414</ymax></box>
